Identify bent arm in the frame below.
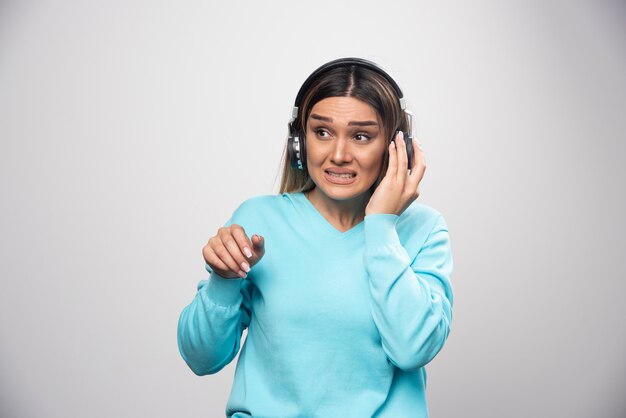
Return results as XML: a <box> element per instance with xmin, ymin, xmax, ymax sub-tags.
<box><xmin>177</xmin><ymin>269</ymin><xmax>253</xmax><ymax>375</ymax></box>
<box><xmin>364</xmin><ymin>213</ymin><xmax>454</xmax><ymax>371</ymax></box>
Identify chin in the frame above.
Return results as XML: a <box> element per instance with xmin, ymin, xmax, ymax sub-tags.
<box><xmin>316</xmin><ymin>183</ymin><xmax>371</xmax><ymax>202</ymax></box>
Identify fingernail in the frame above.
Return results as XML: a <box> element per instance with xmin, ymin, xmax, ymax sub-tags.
<box><xmin>241</xmin><ymin>261</ymin><xmax>250</xmax><ymax>273</ymax></box>
<box><xmin>399</xmin><ymin>132</ymin><xmax>405</xmax><ymax>142</ymax></box>
<box><xmin>391</xmin><ymin>141</ymin><xmax>396</xmax><ymax>149</ymax></box>
<box><xmin>238</xmin><ymin>270</ymin><xmax>247</xmax><ymax>278</ymax></box>
<box><xmin>243</xmin><ymin>247</ymin><xmax>252</xmax><ymax>258</ymax></box>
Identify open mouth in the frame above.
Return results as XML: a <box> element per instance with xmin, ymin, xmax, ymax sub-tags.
<box><xmin>325</xmin><ymin>170</ymin><xmax>356</xmax><ymax>179</ymax></box>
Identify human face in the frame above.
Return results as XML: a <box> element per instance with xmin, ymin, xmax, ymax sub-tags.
<box><xmin>305</xmin><ymin>96</ymin><xmax>387</xmax><ymax>203</ymax></box>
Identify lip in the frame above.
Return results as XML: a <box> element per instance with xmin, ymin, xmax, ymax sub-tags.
<box><xmin>325</xmin><ymin>168</ymin><xmax>356</xmax><ymax>175</ymax></box>
<box><xmin>324</xmin><ymin>169</ymin><xmax>357</xmax><ymax>185</ymax></box>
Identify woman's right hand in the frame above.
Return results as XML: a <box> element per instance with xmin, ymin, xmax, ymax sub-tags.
<box><xmin>202</xmin><ymin>224</ymin><xmax>265</xmax><ymax>279</ymax></box>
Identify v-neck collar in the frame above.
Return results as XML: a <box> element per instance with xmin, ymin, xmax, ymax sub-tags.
<box><xmin>291</xmin><ymin>192</ymin><xmax>365</xmax><ymax>239</ymax></box>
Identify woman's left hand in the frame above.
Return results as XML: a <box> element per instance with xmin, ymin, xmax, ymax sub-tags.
<box><xmin>365</xmin><ymin>132</ymin><xmax>426</xmax><ymax>216</ymax></box>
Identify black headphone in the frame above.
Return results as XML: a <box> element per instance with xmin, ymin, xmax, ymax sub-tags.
<box><xmin>287</xmin><ymin>57</ymin><xmax>414</xmax><ymax>171</ymax></box>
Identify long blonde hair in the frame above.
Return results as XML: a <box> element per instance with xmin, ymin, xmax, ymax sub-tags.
<box><xmin>278</xmin><ymin>63</ymin><xmax>410</xmax><ymax>194</ymax></box>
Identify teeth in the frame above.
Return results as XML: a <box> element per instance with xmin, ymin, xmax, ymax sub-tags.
<box><xmin>328</xmin><ymin>172</ymin><xmax>355</xmax><ymax>178</ymax></box>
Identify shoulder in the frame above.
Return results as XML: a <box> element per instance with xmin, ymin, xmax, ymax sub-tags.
<box><xmin>234</xmin><ymin>193</ymin><xmax>299</xmax><ymax>211</ymax></box>
<box><xmin>396</xmin><ymin>201</ymin><xmax>449</xmax><ymax>246</ymax></box>
<box><xmin>235</xmin><ymin>193</ymin><xmax>282</xmax><ymax>209</ymax></box>
<box><xmin>227</xmin><ymin>193</ymin><xmax>296</xmax><ymax>225</ymax></box>
<box><xmin>395</xmin><ymin>201</ymin><xmax>451</xmax><ymax>257</ymax></box>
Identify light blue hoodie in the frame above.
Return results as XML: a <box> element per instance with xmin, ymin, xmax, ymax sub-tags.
<box><xmin>178</xmin><ymin>192</ymin><xmax>454</xmax><ymax>417</ymax></box>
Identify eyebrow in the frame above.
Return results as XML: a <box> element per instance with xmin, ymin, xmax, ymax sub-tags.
<box><xmin>309</xmin><ymin>113</ymin><xmax>378</xmax><ymax>127</ymax></box>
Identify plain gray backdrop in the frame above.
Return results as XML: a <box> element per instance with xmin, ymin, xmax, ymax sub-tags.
<box><xmin>1</xmin><ymin>0</ymin><xmax>624</xmax><ymax>417</ymax></box>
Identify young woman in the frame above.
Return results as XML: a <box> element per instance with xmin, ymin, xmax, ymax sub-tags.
<box><xmin>178</xmin><ymin>58</ymin><xmax>454</xmax><ymax>417</ymax></box>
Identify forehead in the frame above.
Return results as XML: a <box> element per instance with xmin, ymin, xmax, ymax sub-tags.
<box><xmin>308</xmin><ymin>97</ymin><xmax>379</xmax><ymax>123</ymax></box>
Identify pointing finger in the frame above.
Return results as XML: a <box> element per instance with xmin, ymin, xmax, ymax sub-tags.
<box><xmin>252</xmin><ymin>234</ymin><xmax>265</xmax><ymax>258</ymax></box>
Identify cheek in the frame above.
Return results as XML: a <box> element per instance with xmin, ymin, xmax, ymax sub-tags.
<box><xmin>371</xmin><ymin>161</ymin><xmax>385</xmax><ymax>180</ymax></box>
<box><xmin>305</xmin><ymin>142</ymin><xmax>323</xmax><ymax>166</ymax></box>
<box><xmin>363</xmin><ymin>148</ymin><xmax>387</xmax><ymax>176</ymax></box>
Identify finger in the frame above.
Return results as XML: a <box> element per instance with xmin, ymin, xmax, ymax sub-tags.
<box><xmin>408</xmin><ymin>137</ymin><xmax>426</xmax><ymax>187</ymax></box>
<box><xmin>409</xmin><ymin>137</ymin><xmax>424</xmax><ymax>171</ymax></box>
<box><xmin>415</xmin><ymin>137</ymin><xmax>426</xmax><ymax>176</ymax></box>
<box><xmin>230</xmin><ymin>225</ymin><xmax>254</xmax><ymax>259</ymax></box>
<box><xmin>208</xmin><ymin>240</ymin><xmax>247</xmax><ymax>278</ymax></box>
<box><xmin>202</xmin><ymin>245</ymin><xmax>231</xmax><ymax>273</ymax></box>
<box><xmin>395</xmin><ymin>131</ymin><xmax>408</xmax><ymax>183</ymax></box>
<box><xmin>251</xmin><ymin>234</ymin><xmax>265</xmax><ymax>258</ymax></box>
<box><xmin>387</xmin><ymin>133</ymin><xmax>399</xmax><ymax>178</ymax></box>
<box><xmin>217</xmin><ymin>228</ymin><xmax>250</xmax><ymax>277</ymax></box>
<box><xmin>409</xmin><ymin>136</ymin><xmax>421</xmax><ymax>171</ymax></box>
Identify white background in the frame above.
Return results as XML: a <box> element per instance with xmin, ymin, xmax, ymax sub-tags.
<box><xmin>1</xmin><ymin>0</ymin><xmax>625</xmax><ymax>416</ymax></box>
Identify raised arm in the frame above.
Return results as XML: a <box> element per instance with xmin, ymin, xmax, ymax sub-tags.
<box><xmin>364</xmin><ymin>213</ymin><xmax>454</xmax><ymax>371</ymax></box>
<box><xmin>178</xmin><ymin>217</ymin><xmax>264</xmax><ymax>376</ymax></box>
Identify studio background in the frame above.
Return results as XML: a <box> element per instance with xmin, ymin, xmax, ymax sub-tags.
<box><xmin>1</xmin><ymin>0</ymin><xmax>624</xmax><ymax>417</ymax></box>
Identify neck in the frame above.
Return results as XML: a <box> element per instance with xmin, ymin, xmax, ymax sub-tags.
<box><xmin>305</xmin><ymin>187</ymin><xmax>370</xmax><ymax>232</ymax></box>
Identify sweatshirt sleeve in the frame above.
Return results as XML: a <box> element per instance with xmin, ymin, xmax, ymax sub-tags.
<box><xmin>364</xmin><ymin>212</ymin><xmax>454</xmax><ymax>371</ymax></box>
<box><xmin>177</xmin><ymin>268</ymin><xmax>253</xmax><ymax>376</ymax></box>
<box><xmin>177</xmin><ymin>200</ymin><xmax>259</xmax><ymax>375</ymax></box>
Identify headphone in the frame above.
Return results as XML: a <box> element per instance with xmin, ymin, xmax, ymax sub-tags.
<box><xmin>287</xmin><ymin>57</ymin><xmax>414</xmax><ymax>171</ymax></box>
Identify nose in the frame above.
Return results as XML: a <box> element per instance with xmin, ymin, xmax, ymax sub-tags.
<box><xmin>330</xmin><ymin>137</ymin><xmax>352</xmax><ymax>164</ymax></box>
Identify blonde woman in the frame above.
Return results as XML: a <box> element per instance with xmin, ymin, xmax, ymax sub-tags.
<box><xmin>178</xmin><ymin>58</ymin><xmax>454</xmax><ymax>418</ymax></box>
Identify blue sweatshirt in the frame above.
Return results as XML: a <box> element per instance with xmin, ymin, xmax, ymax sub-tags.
<box><xmin>178</xmin><ymin>192</ymin><xmax>454</xmax><ymax>417</ymax></box>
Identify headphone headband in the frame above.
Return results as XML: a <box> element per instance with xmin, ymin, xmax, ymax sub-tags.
<box><xmin>291</xmin><ymin>57</ymin><xmax>406</xmax><ymax>121</ymax></box>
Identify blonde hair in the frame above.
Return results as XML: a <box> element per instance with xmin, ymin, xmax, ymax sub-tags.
<box><xmin>278</xmin><ymin>64</ymin><xmax>410</xmax><ymax>194</ymax></box>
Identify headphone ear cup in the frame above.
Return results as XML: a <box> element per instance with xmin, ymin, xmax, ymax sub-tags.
<box><xmin>288</xmin><ymin>130</ymin><xmax>307</xmax><ymax>171</ymax></box>
<box><xmin>392</xmin><ymin>130</ymin><xmax>414</xmax><ymax>169</ymax></box>
<box><xmin>404</xmin><ymin>131</ymin><xmax>414</xmax><ymax>169</ymax></box>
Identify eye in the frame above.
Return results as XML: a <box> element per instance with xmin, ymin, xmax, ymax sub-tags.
<box><xmin>354</xmin><ymin>133</ymin><xmax>371</xmax><ymax>142</ymax></box>
<box><xmin>315</xmin><ymin>129</ymin><xmax>331</xmax><ymax>138</ymax></box>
